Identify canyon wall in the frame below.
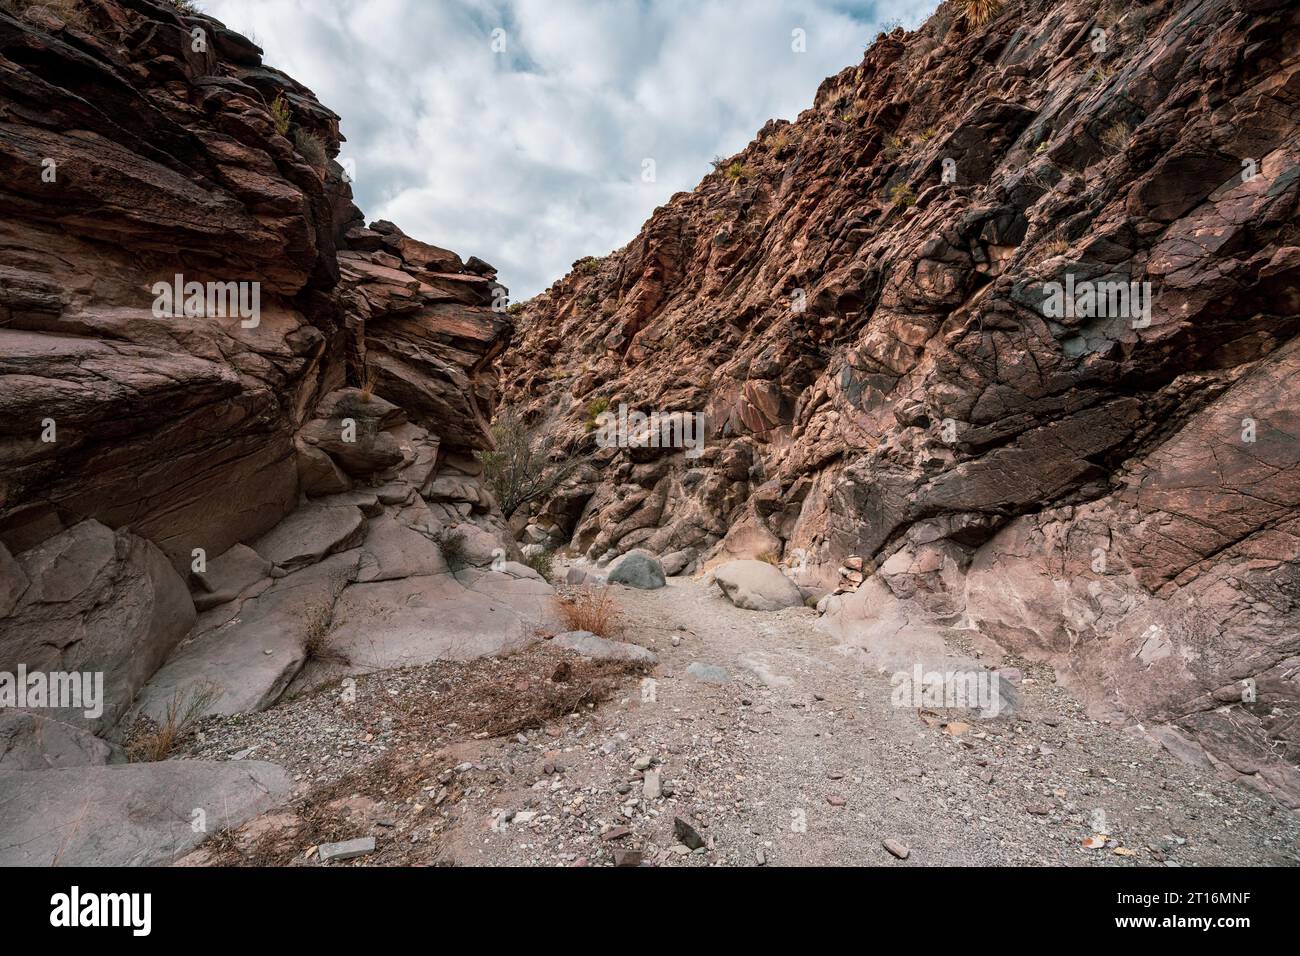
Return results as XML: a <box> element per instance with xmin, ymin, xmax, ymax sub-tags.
<box><xmin>0</xmin><ymin>0</ymin><xmax>532</xmax><ymax>773</ymax></box>
<box><xmin>500</xmin><ymin>0</ymin><xmax>1300</xmax><ymax>804</ymax></box>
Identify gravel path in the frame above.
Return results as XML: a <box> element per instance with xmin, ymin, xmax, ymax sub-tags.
<box><xmin>443</xmin><ymin>576</ymin><xmax>1300</xmax><ymax>867</ymax></box>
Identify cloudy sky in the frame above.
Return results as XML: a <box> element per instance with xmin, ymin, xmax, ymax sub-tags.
<box><xmin>202</xmin><ymin>0</ymin><xmax>939</xmax><ymax>299</ymax></box>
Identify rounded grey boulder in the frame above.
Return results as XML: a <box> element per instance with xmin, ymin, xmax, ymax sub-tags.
<box><xmin>606</xmin><ymin>552</ymin><xmax>666</xmax><ymax>590</ymax></box>
<box><xmin>713</xmin><ymin>559</ymin><xmax>804</xmax><ymax>611</ymax></box>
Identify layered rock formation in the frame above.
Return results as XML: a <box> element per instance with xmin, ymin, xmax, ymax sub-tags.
<box><xmin>500</xmin><ymin>0</ymin><xmax>1300</xmax><ymax>803</ymax></box>
<box><xmin>0</xmin><ymin>0</ymin><xmax>543</xmax><ymax>863</ymax></box>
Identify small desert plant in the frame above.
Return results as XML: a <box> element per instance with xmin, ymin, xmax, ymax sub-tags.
<box><xmin>524</xmin><ymin>547</ymin><xmax>555</xmax><ymax>581</ymax></box>
<box><xmin>477</xmin><ymin>405</ymin><xmax>583</xmax><ymax>517</ymax></box>
<box><xmin>292</xmin><ymin>127</ymin><xmax>327</xmax><ymax>169</ymax></box>
<box><xmin>887</xmin><ymin>182</ymin><xmax>917</xmax><ymax>207</ymax></box>
<box><xmin>840</xmin><ymin>101</ymin><xmax>867</xmax><ymax>124</ymax></box>
<box><xmin>573</xmin><ymin>256</ymin><xmax>601</xmax><ymax>276</ymax></box>
<box><xmin>439</xmin><ymin>529</ymin><xmax>470</xmax><ymax>571</ymax></box>
<box><xmin>1</xmin><ymin>0</ymin><xmax>88</xmax><ymax>26</ymax></box>
<box><xmin>126</xmin><ymin>683</ymin><xmax>220</xmax><ymax>762</ymax></box>
<box><xmin>303</xmin><ymin>600</ymin><xmax>349</xmax><ymax>664</ymax></box>
<box><xmin>1041</xmin><ymin>235</ymin><xmax>1071</xmax><ymax>258</ymax></box>
<box><xmin>723</xmin><ymin>160</ymin><xmax>752</xmax><ymax>181</ymax></box>
<box><xmin>710</xmin><ymin>155</ymin><xmax>729</xmax><ymax>172</ymax></box>
<box><xmin>882</xmin><ymin>133</ymin><xmax>910</xmax><ymax>160</ymax></box>
<box><xmin>585</xmin><ymin>396</ymin><xmax>611</xmax><ymax>431</ymax></box>
<box><xmin>163</xmin><ymin>0</ymin><xmax>200</xmax><ymax>15</ymax></box>
<box><xmin>1099</xmin><ymin>119</ymin><xmax>1131</xmax><ymax>154</ymax></box>
<box><xmin>555</xmin><ymin>585</ymin><xmax>622</xmax><ymax>638</ymax></box>
<box><xmin>269</xmin><ymin>93</ymin><xmax>292</xmax><ymax>136</ymax></box>
<box><xmin>767</xmin><ymin>128</ymin><xmax>792</xmax><ymax>154</ymax></box>
<box><xmin>359</xmin><ymin>354</ymin><xmax>377</xmax><ymax>402</ymax></box>
<box><xmin>960</xmin><ymin>0</ymin><xmax>1004</xmax><ymax>28</ymax></box>
<box><xmin>507</xmin><ymin>301</ymin><xmax>525</xmax><ymax>316</ymax></box>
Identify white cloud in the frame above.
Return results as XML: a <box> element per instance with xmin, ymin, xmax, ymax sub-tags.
<box><xmin>202</xmin><ymin>0</ymin><xmax>938</xmax><ymax>298</ymax></box>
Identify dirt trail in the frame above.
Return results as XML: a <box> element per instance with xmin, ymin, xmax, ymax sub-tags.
<box><xmin>443</xmin><ymin>576</ymin><xmax>1300</xmax><ymax>867</ymax></box>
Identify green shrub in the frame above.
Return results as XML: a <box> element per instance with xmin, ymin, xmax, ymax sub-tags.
<box><xmin>887</xmin><ymin>182</ymin><xmax>916</xmax><ymax>207</ymax></box>
<box><xmin>724</xmin><ymin>160</ymin><xmax>752</xmax><ymax>181</ymax></box>
<box><xmin>477</xmin><ymin>406</ymin><xmax>582</xmax><ymax>517</ymax></box>
<box><xmin>524</xmin><ymin>548</ymin><xmax>555</xmax><ymax>581</ymax></box>
<box><xmin>269</xmin><ymin>93</ymin><xmax>292</xmax><ymax>136</ymax></box>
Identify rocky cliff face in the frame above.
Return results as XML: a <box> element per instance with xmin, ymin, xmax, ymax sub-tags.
<box><xmin>0</xmin><ymin>0</ymin><xmax>545</xmax><ymax>860</ymax></box>
<box><xmin>500</xmin><ymin>0</ymin><xmax>1300</xmax><ymax>804</ymax></box>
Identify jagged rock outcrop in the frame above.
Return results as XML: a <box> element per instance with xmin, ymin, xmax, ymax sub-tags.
<box><xmin>500</xmin><ymin>0</ymin><xmax>1300</xmax><ymax>803</ymax></box>
<box><xmin>0</xmin><ymin>0</ymin><xmax>544</xmax><ymax>863</ymax></box>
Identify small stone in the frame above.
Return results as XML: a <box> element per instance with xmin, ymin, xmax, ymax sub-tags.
<box><xmin>883</xmin><ymin>839</ymin><xmax>910</xmax><ymax>860</ymax></box>
<box><xmin>754</xmin><ymin>848</ymin><xmax>767</xmax><ymax>866</ymax></box>
<box><xmin>643</xmin><ymin>768</ymin><xmax>662</xmax><ymax>799</ymax></box>
<box><xmin>674</xmin><ymin>816</ymin><xmax>705</xmax><ymax>850</ymax></box>
<box><xmin>612</xmin><ymin>848</ymin><xmax>642</xmax><ymax>867</ymax></box>
<box><xmin>826</xmin><ymin>795</ymin><xmax>846</xmax><ymax>807</ymax></box>
<box><xmin>600</xmin><ymin>826</ymin><xmax>632</xmax><ymax>842</ymax></box>
<box><xmin>318</xmin><ymin>837</ymin><xmax>376</xmax><ymax>863</ymax></box>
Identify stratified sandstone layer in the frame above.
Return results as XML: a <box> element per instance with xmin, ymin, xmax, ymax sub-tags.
<box><xmin>0</xmin><ymin>0</ymin><xmax>545</xmax><ymax>862</ymax></box>
<box><xmin>500</xmin><ymin>0</ymin><xmax>1300</xmax><ymax>803</ymax></box>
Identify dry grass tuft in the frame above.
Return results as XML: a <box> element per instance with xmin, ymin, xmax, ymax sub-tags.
<box><xmin>303</xmin><ymin>600</ymin><xmax>349</xmax><ymax>665</ymax></box>
<box><xmin>960</xmin><ymin>0</ymin><xmax>1004</xmax><ymax>28</ymax></box>
<box><xmin>1</xmin><ymin>0</ymin><xmax>88</xmax><ymax>26</ymax></box>
<box><xmin>555</xmin><ymin>585</ymin><xmax>622</xmax><ymax>638</ymax></box>
<box><xmin>126</xmin><ymin>684</ymin><xmax>220</xmax><ymax>762</ymax></box>
<box><xmin>1099</xmin><ymin>119</ymin><xmax>1132</xmax><ymax>154</ymax></box>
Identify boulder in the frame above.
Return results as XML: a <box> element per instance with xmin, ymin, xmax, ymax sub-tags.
<box><xmin>713</xmin><ymin>560</ymin><xmax>804</xmax><ymax>611</ymax></box>
<box><xmin>550</xmin><ymin>631</ymin><xmax>657</xmax><ymax>665</ymax></box>
<box><xmin>0</xmin><ymin>520</ymin><xmax>195</xmax><ymax>733</ymax></box>
<box><xmin>660</xmin><ymin>550</ymin><xmax>694</xmax><ymax>577</ymax></box>
<box><xmin>607</xmin><ymin>552</ymin><xmax>666</xmax><ymax>590</ymax></box>
<box><xmin>190</xmin><ymin>543</ymin><xmax>272</xmax><ymax>612</ymax></box>
<box><xmin>0</xmin><ymin>713</ymin><xmax>122</xmax><ymax>770</ymax></box>
<box><xmin>134</xmin><ymin>551</ymin><xmax>359</xmax><ymax>721</ymax></box>
<box><xmin>299</xmin><ymin>418</ymin><xmax>406</xmax><ymax>477</ymax></box>
<box><xmin>0</xmin><ymin>760</ymin><xmax>292</xmax><ymax>866</ymax></box>
<box><xmin>250</xmin><ymin>503</ymin><xmax>365</xmax><ymax>571</ymax></box>
<box><xmin>356</xmin><ymin>512</ymin><xmax>447</xmax><ymax>582</ymax></box>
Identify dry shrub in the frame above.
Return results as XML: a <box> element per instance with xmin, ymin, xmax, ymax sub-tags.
<box><xmin>960</xmin><ymin>0</ymin><xmax>1004</xmax><ymax>28</ymax></box>
<box><xmin>303</xmin><ymin>600</ymin><xmax>348</xmax><ymax>665</ymax></box>
<box><xmin>126</xmin><ymin>683</ymin><xmax>220</xmax><ymax>762</ymax></box>
<box><xmin>1099</xmin><ymin>119</ymin><xmax>1132</xmax><ymax>154</ymax></box>
<box><xmin>292</xmin><ymin>127</ymin><xmax>327</xmax><ymax>169</ymax></box>
<box><xmin>1041</xmin><ymin>236</ymin><xmax>1071</xmax><ymax>258</ymax></box>
<box><xmin>438</xmin><ymin>528</ymin><xmax>469</xmax><ymax>571</ymax></box>
<box><xmin>1</xmin><ymin>0</ymin><xmax>88</xmax><ymax>26</ymax></box>
<box><xmin>555</xmin><ymin>585</ymin><xmax>622</xmax><ymax>638</ymax></box>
